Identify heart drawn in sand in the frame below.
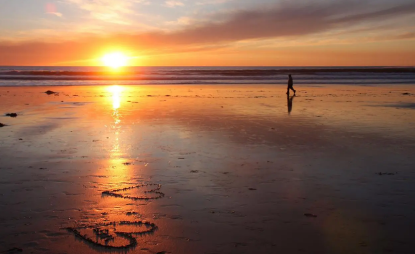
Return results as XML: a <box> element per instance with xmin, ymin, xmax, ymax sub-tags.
<box><xmin>102</xmin><ymin>183</ymin><xmax>165</xmax><ymax>200</ymax></box>
<box><xmin>66</xmin><ymin>220</ymin><xmax>158</xmax><ymax>250</ymax></box>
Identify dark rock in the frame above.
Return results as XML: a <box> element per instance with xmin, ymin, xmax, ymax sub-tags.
<box><xmin>248</xmin><ymin>188</ymin><xmax>257</xmax><ymax>190</ymax></box>
<box><xmin>0</xmin><ymin>123</ymin><xmax>6</xmax><ymax>127</ymax></box>
<box><xmin>45</xmin><ymin>90</ymin><xmax>56</xmax><ymax>95</ymax></box>
<box><xmin>5</xmin><ymin>113</ymin><xmax>17</xmax><ymax>117</ymax></box>
<box><xmin>304</xmin><ymin>213</ymin><xmax>317</xmax><ymax>218</ymax></box>
<box><xmin>6</xmin><ymin>247</ymin><xmax>23</xmax><ymax>253</ymax></box>
<box><xmin>402</xmin><ymin>92</ymin><xmax>411</xmax><ymax>95</ymax></box>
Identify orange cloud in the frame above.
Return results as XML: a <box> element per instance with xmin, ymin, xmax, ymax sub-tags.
<box><xmin>2</xmin><ymin>1</ymin><xmax>415</xmax><ymax>66</ymax></box>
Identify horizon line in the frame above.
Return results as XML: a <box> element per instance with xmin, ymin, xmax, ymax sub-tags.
<box><xmin>1</xmin><ymin>65</ymin><xmax>414</xmax><ymax>68</ymax></box>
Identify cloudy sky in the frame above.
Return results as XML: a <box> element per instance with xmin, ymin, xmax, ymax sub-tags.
<box><xmin>0</xmin><ymin>0</ymin><xmax>415</xmax><ymax>66</ymax></box>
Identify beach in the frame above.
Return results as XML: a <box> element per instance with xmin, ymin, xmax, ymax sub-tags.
<box><xmin>0</xmin><ymin>84</ymin><xmax>415</xmax><ymax>254</ymax></box>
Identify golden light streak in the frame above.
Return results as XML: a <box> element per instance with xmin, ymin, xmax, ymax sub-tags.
<box><xmin>108</xmin><ymin>85</ymin><xmax>123</xmax><ymax>110</ymax></box>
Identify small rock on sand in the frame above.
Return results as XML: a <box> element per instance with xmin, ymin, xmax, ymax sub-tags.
<box><xmin>6</xmin><ymin>247</ymin><xmax>23</xmax><ymax>253</ymax></box>
<box><xmin>304</xmin><ymin>213</ymin><xmax>317</xmax><ymax>218</ymax></box>
<box><xmin>5</xmin><ymin>113</ymin><xmax>18</xmax><ymax>117</ymax></box>
<box><xmin>0</xmin><ymin>123</ymin><xmax>6</xmax><ymax>127</ymax></box>
<box><xmin>45</xmin><ymin>90</ymin><xmax>56</xmax><ymax>95</ymax></box>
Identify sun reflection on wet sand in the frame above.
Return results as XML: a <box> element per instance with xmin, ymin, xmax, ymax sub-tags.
<box><xmin>102</xmin><ymin>85</ymin><xmax>134</xmax><ymax>190</ymax></box>
<box><xmin>108</xmin><ymin>85</ymin><xmax>123</xmax><ymax>158</ymax></box>
<box><xmin>109</xmin><ymin>85</ymin><xmax>122</xmax><ymax>110</ymax></box>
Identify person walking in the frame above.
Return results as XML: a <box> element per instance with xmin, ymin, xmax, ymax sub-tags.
<box><xmin>286</xmin><ymin>74</ymin><xmax>296</xmax><ymax>95</ymax></box>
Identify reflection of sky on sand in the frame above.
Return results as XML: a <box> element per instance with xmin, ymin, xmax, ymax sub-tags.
<box><xmin>0</xmin><ymin>85</ymin><xmax>415</xmax><ymax>253</ymax></box>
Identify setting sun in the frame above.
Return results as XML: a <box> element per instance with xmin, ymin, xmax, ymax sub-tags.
<box><xmin>101</xmin><ymin>52</ymin><xmax>128</xmax><ymax>68</ymax></box>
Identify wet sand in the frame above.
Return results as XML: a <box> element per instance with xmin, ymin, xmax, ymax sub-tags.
<box><xmin>0</xmin><ymin>85</ymin><xmax>415</xmax><ymax>254</ymax></box>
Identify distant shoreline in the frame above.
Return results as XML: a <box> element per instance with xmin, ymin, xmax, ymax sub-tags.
<box><xmin>0</xmin><ymin>66</ymin><xmax>414</xmax><ymax>85</ymax></box>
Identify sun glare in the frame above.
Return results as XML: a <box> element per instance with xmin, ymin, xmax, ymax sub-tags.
<box><xmin>102</xmin><ymin>52</ymin><xmax>128</xmax><ymax>69</ymax></box>
<box><xmin>107</xmin><ymin>85</ymin><xmax>123</xmax><ymax>110</ymax></box>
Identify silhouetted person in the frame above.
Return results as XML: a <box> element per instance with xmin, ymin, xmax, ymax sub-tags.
<box><xmin>287</xmin><ymin>94</ymin><xmax>295</xmax><ymax>114</ymax></box>
<box><xmin>286</xmin><ymin>74</ymin><xmax>296</xmax><ymax>95</ymax></box>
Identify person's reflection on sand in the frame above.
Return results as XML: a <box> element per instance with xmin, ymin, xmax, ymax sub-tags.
<box><xmin>287</xmin><ymin>94</ymin><xmax>295</xmax><ymax>114</ymax></box>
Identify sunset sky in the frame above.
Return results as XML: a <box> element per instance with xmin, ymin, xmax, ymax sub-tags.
<box><xmin>1</xmin><ymin>0</ymin><xmax>415</xmax><ymax>66</ymax></box>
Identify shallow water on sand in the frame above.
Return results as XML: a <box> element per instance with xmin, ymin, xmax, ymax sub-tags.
<box><xmin>0</xmin><ymin>85</ymin><xmax>415</xmax><ymax>254</ymax></box>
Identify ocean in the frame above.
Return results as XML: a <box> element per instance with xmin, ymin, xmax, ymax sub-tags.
<box><xmin>0</xmin><ymin>66</ymin><xmax>414</xmax><ymax>86</ymax></box>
